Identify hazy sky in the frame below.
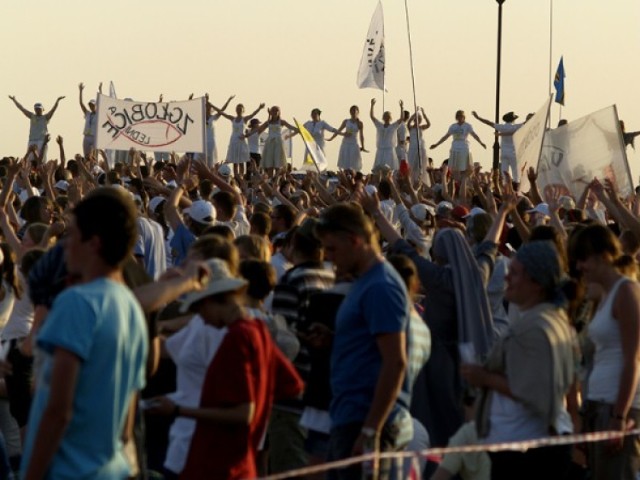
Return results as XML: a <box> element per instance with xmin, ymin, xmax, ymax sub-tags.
<box><xmin>2</xmin><ymin>0</ymin><xmax>640</xmax><ymax>181</ymax></box>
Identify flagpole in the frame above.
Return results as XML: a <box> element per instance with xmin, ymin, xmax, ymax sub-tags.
<box><xmin>403</xmin><ymin>0</ymin><xmax>421</xmax><ymax>178</ymax></box>
<box><xmin>548</xmin><ymin>0</ymin><xmax>554</xmax><ymax>128</ymax></box>
<box><xmin>382</xmin><ymin>4</ymin><xmax>386</xmax><ymax>113</ymax></box>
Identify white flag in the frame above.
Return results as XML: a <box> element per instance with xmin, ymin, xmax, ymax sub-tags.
<box><xmin>513</xmin><ymin>95</ymin><xmax>552</xmax><ymax>193</ymax></box>
<box><xmin>95</xmin><ymin>94</ymin><xmax>206</xmax><ymax>153</ymax></box>
<box><xmin>537</xmin><ymin>105</ymin><xmax>632</xmax><ymax>200</ymax></box>
<box><xmin>357</xmin><ymin>1</ymin><xmax>385</xmax><ymax>90</ymax></box>
<box><xmin>294</xmin><ymin>118</ymin><xmax>328</xmax><ymax>173</ymax></box>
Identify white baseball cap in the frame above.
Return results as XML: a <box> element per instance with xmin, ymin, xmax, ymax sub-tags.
<box><xmin>148</xmin><ymin>196</ymin><xmax>166</xmax><ymax>214</ymax></box>
<box><xmin>54</xmin><ymin>180</ymin><xmax>69</xmax><ymax>192</ymax></box>
<box><xmin>218</xmin><ymin>164</ymin><xmax>232</xmax><ymax>177</ymax></box>
<box><xmin>463</xmin><ymin>206</ymin><xmax>487</xmax><ymax>219</ymax></box>
<box><xmin>185</xmin><ymin>200</ymin><xmax>216</xmax><ymax>225</ymax></box>
<box><xmin>410</xmin><ymin>203</ymin><xmax>436</xmax><ymax>221</ymax></box>
<box><xmin>527</xmin><ymin>203</ymin><xmax>550</xmax><ymax>217</ymax></box>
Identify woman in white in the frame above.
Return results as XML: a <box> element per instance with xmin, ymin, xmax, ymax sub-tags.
<box><xmin>328</xmin><ymin>105</ymin><xmax>366</xmax><ymax>172</ymax></box>
<box><xmin>370</xmin><ymin>98</ymin><xmax>405</xmax><ymax>172</ymax></box>
<box><xmin>430</xmin><ymin>110</ymin><xmax>486</xmax><ymax>177</ymax></box>
<box><xmin>407</xmin><ymin>107</ymin><xmax>431</xmax><ymax>186</ymax></box>
<box><xmin>572</xmin><ymin>223</ymin><xmax>640</xmax><ymax>480</ymax></box>
<box><xmin>251</xmin><ymin>106</ymin><xmax>298</xmax><ymax>177</ymax></box>
<box><xmin>302</xmin><ymin>108</ymin><xmax>338</xmax><ymax>155</ymax></box>
<box><xmin>396</xmin><ymin>109</ymin><xmax>410</xmax><ymax>166</ymax></box>
<box><xmin>200</xmin><ymin>95</ymin><xmax>234</xmax><ymax>168</ymax></box>
<box><xmin>213</xmin><ymin>101</ymin><xmax>265</xmax><ymax>177</ymax></box>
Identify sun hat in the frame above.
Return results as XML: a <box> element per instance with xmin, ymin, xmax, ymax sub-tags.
<box><xmin>502</xmin><ymin>111</ymin><xmax>518</xmax><ymax>123</ymax></box>
<box><xmin>185</xmin><ymin>200</ymin><xmax>216</xmax><ymax>225</ymax></box>
<box><xmin>179</xmin><ymin>258</ymin><xmax>248</xmax><ymax>313</ymax></box>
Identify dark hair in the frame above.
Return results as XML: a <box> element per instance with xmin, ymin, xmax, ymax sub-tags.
<box><xmin>67</xmin><ymin>160</ymin><xmax>79</xmax><ymax>176</ymax></box>
<box><xmin>273</xmin><ymin>204</ymin><xmax>296</xmax><ymax>230</ymax></box>
<box><xmin>620</xmin><ymin>230</ymin><xmax>640</xmax><ymax>256</ymax></box>
<box><xmin>20</xmin><ymin>197</ymin><xmax>52</xmax><ymax>224</ymax></box>
<box><xmin>212</xmin><ymin>191</ymin><xmax>236</xmax><ymax>220</ymax></box>
<box><xmin>189</xmin><ymin>234</ymin><xmax>239</xmax><ymax>274</ymax></box>
<box><xmin>72</xmin><ymin>187</ymin><xmax>138</xmax><ymax>267</ymax></box>
<box><xmin>21</xmin><ymin>248</ymin><xmax>45</xmax><ymax>278</ymax></box>
<box><xmin>387</xmin><ymin>254</ymin><xmax>418</xmax><ymax>291</ymax></box>
<box><xmin>0</xmin><ymin>243</ymin><xmax>20</xmax><ymax>299</ymax></box>
<box><xmin>530</xmin><ymin>225</ymin><xmax>568</xmax><ymax>271</ymax></box>
<box><xmin>106</xmin><ymin>171</ymin><xmax>121</xmax><ymax>186</ymax></box>
<box><xmin>249</xmin><ymin>212</ymin><xmax>271</xmax><ymax>237</ymax></box>
<box><xmin>570</xmin><ymin>224</ymin><xmax>621</xmax><ymax>263</ymax></box>
<box><xmin>199</xmin><ymin>179</ymin><xmax>213</xmax><ymax>200</ymax></box>
<box><xmin>291</xmin><ymin>228</ymin><xmax>323</xmax><ymax>261</ymax></box>
<box><xmin>240</xmin><ymin>260</ymin><xmax>276</xmax><ymax>301</ymax></box>
<box><xmin>378</xmin><ymin>180</ymin><xmax>391</xmax><ymax>199</ymax></box>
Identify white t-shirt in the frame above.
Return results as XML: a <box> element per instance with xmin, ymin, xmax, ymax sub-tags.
<box><xmin>448</xmin><ymin>122</ymin><xmax>474</xmax><ymax>151</ymax></box>
<box><xmin>164</xmin><ymin>316</ymin><xmax>228</xmax><ymax>474</ymax></box>
<box><xmin>29</xmin><ymin>115</ymin><xmax>49</xmax><ymax>143</ymax></box>
<box><xmin>83</xmin><ymin>111</ymin><xmax>97</xmax><ymax>137</ymax></box>
<box><xmin>134</xmin><ymin>217</ymin><xmax>167</xmax><ymax>280</ymax></box>
<box><xmin>1</xmin><ymin>273</ymin><xmax>34</xmax><ymax>341</ymax></box>
<box><xmin>495</xmin><ymin>123</ymin><xmax>522</xmax><ymax>154</ymax></box>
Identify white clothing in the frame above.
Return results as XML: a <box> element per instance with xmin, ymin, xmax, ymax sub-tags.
<box><xmin>197</xmin><ymin>114</ymin><xmax>220</xmax><ymax>167</ymax></box>
<box><xmin>337</xmin><ymin>119</ymin><xmax>362</xmax><ymax>171</ymax></box>
<box><xmin>1</xmin><ymin>273</ymin><xmax>34</xmax><ymax>341</ymax></box>
<box><xmin>303</xmin><ymin>120</ymin><xmax>336</xmax><ymax>153</ymax></box>
<box><xmin>495</xmin><ymin>123</ymin><xmax>521</xmax><ymax>154</ymax></box>
<box><xmin>396</xmin><ymin>123</ymin><xmax>408</xmax><ymax>161</ymax></box>
<box><xmin>270</xmin><ymin>251</ymin><xmax>292</xmax><ymax>282</ymax></box>
<box><xmin>134</xmin><ymin>217</ymin><xmax>167</xmax><ymax>280</ymax></box>
<box><xmin>373</xmin><ymin>119</ymin><xmax>400</xmax><ymax>171</ymax></box>
<box><xmin>28</xmin><ymin>115</ymin><xmax>48</xmax><ymax>143</ymax></box>
<box><xmin>83</xmin><ymin>111</ymin><xmax>97</xmax><ymax>137</ymax></box>
<box><xmin>164</xmin><ymin>316</ymin><xmax>228</xmax><ymax>474</ymax></box>
<box><xmin>217</xmin><ymin>204</ymin><xmax>250</xmax><ymax>238</ymax></box>
<box><xmin>247</xmin><ymin>130</ymin><xmax>261</xmax><ymax>154</ymax></box>
<box><xmin>587</xmin><ymin>277</ymin><xmax>640</xmax><ymax>408</ymax></box>
<box><xmin>0</xmin><ymin>281</ymin><xmax>16</xmax><ymax>333</ymax></box>
<box><xmin>226</xmin><ymin>118</ymin><xmax>250</xmax><ymax>164</ymax></box>
<box><xmin>395</xmin><ymin>203</ymin><xmax>431</xmax><ymax>257</ymax></box>
<box><xmin>448</xmin><ymin>122</ymin><xmax>475</xmax><ymax>152</ymax></box>
<box><xmin>408</xmin><ymin>126</ymin><xmax>428</xmax><ymax>185</ymax></box>
<box><xmin>483</xmin><ymin>392</ymin><xmax>550</xmax><ymax>443</ymax></box>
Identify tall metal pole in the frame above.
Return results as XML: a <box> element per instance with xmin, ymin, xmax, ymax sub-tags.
<box><xmin>493</xmin><ymin>0</ymin><xmax>506</xmax><ymax>171</ymax></box>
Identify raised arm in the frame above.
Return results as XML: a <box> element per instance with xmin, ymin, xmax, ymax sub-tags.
<box><xmin>471</xmin><ymin>111</ymin><xmax>496</xmax><ymax>129</ymax></box>
<box><xmin>420</xmin><ymin>107</ymin><xmax>431</xmax><ymax>130</ymax></box>
<box><xmin>210</xmin><ymin>106</ymin><xmax>235</xmax><ymax>121</ymax></box>
<box><xmin>78</xmin><ymin>83</ymin><xmax>88</xmax><ymax>114</ymax></box>
<box><xmin>327</xmin><ymin>119</ymin><xmax>347</xmax><ymax>141</ymax></box>
<box><xmin>46</xmin><ymin>96</ymin><xmax>66</xmax><ymax>120</ymax></box>
<box><xmin>56</xmin><ymin>135</ymin><xmax>66</xmax><ymax>168</ymax></box>
<box><xmin>243</xmin><ymin>103</ymin><xmax>266</xmax><ymax>122</ymax></box>
<box><xmin>218</xmin><ymin>95</ymin><xmax>235</xmax><ymax>112</ymax></box>
<box><xmin>369</xmin><ymin>98</ymin><xmax>379</xmax><ymax>124</ymax></box>
<box><xmin>397</xmin><ymin>100</ymin><xmax>404</xmax><ymax>124</ymax></box>
<box><xmin>430</xmin><ymin>131</ymin><xmax>451</xmax><ymax>149</ymax></box>
<box><xmin>8</xmin><ymin>96</ymin><xmax>32</xmax><ymax>118</ymax></box>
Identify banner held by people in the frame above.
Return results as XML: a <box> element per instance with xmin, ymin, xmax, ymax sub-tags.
<box><xmin>294</xmin><ymin>118</ymin><xmax>328</xmax><ymax>173</ymax></box>
<box><xmin>513</xmin><ymin>95</ymin><xmax>553</xmax><ymax>193</ymax></box>
<box><xmin>357</xmin><ymin>0</ymin><xmax>385</xmax><ymax>91</ymax></box>
<box><xmin>95</xmin><ymin>94</ymin><xmax>206</xmax><ymax>153</ymax></box>
<box><xmin>537</xmin><ymin>104</ymin><xmax>632</xmax><ymax>200</ymax></box>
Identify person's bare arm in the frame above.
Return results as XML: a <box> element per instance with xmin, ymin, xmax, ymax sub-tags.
<box><xmin>134</xmin><ymin>262</ymin><xmax>206</xmax><ymax>313</ymax></box>
<box><xmin>78</xmin><ymin>83</ymin><xmax>88</xmax><ymax>115</ymax></box>
<box><xmin>56</xmin><ymin>135</ymin><xmax>66</xmax><ymax>168</ymax></box>
<box><xmin>369</xmin><ymin>98</ymin><xmax>378</xmax><ymax>123</ymax></box>
<box><xmin>430</xmin><ymin>132</ymin><xmax>451</xmax><ymax>149</ymax></box>
<box><xmin>526</xmin><ymin>167</ymin><xmax>544</xmax><ymax>205</ymax></box>
<box><xmin>46</xmin><ymin>96</ymin><xmax>65</xmax><ymax>120</ymax></box>
<box><xmin>8</xmin><ymin>96</ymin><xmax>32</xmax><ymax>118</ymax></box>
<box><xmin>471</xmin><ymin>110</ymin><xmax>496</xmax><ymax>129</ymax></box>
<box><xmin>23</xmin><ymin>348</ymin><xmax>81</xmax><ymax>480</ymax></box>
<box><xmin>470</xmin><ymin>130</ymin><xmax>487</xmax><ymax>149</ymax></box>
<box><xmin>243</xmin><ymin>103</ymin><xmax>266</xmax><ymax>122</ymax></box>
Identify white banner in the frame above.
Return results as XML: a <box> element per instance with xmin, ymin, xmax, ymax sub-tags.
<box><xmin>357</xmin><ymin>1</ymin><xmax>385</xmax><ymax>90</ymax></box>
<box><xmin>95</xmin><ymin>94</ymin><xmax>206</xmax><ymax>153</ymax></box>
<box><xmin>537</xmin><ymin>105</ymin><xmax>632</xmax><ymax>200</ymax></box>
<box><xmin>513</xmin><ymin>95</ymin><xmax>552</xmax><ymax>193</ymax></box>
<box><xmin>294</xmin><ymin>118</ymin><xmax>328</xmax><ymax>172</ymax></box>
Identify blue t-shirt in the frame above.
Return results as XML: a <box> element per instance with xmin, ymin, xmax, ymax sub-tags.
<box><xmin>169</xmin><ymin>223</ymin><xmax>196</xmax><ymax>266</ymax></box>
<box><xmin>330</xmin><ymin>261</ymin><xmax>410</xmax><ymax>427</ymax></box>
<box><xmin>21</xmin><ymin>278</ymin><xmax>148</xmax><ymax>479</ymax></box>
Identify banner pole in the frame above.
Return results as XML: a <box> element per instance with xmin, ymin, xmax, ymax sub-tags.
<box><xmin>404</xmin><ymin>0</ymin><xmax>421</xmax><ymax>181</ymax></box>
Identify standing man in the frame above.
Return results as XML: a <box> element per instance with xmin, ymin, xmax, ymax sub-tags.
<box><xmin>472</xmin><ymin>110</ymin><xmax>522</xmax><ymax>187</ymax></box>
<box><xmin>79</xmin><ymin>83</ymin><xmax>97</xmax><ymax>158</ymax></box>
<box><xmin>315</xmin><ymin>203</ymin><xmax>411</xmax><ymax>480</ymax></box>
<box><xmin>21</xmin><ymin>187</ymin><xmax>148</xmax><ymax>479</ymax></box>
<box><xmin>8</xmin><ymin>94</ymin><xmax>65</xmax><ymax>161</ymax></box>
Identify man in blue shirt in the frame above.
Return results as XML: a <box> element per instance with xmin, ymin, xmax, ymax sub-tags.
<box><xmin>315</xmin><ymin>203</ymin><xmax>410</xmax><ymax>480</ymax></box>
<box><xmin>21</xmin><ymin>187</ymin><xmax>148</xmax><ymax>479</ymax></box>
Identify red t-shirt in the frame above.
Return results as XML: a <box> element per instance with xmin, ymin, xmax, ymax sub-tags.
<box><xmin>180</xmin><ymin>318</ymin><xmax>303</xmax><ymax>480</ymax></box>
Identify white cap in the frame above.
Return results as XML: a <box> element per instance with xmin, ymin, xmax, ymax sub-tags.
<box><xmin>54</xmin><ymin>180</ymin><xmax>69</xmax><ymax>192</ymax></box>
<box><xmin>364</xmin><ymin>184</ymin><xmax>378</xmax><ymax>196</ymax></box>
<box><xmin>148</xmin><ymin>196</ymin><xmax>166</xmax><ymax>213</ymax></box>
<box><xmin>558</xmin><ymin>196</ymin><xmax>576</xmax><ymax>210</ymax></box>
<box><xmin>527</xmin><ymin>203</ymin><xmax>550</xmax><ymax>217</ymax></box>
<box><xmin>218</xmin><ymin>164</ymin><xmax>232</xmax><ymax>177</ymax></box>
<box><xmin>463</xmin><ymin>206</ymin><xmax>487</xmax><ymax>219</ymax></box>
<box><xmin>185</xmin><ymin>200</ymin><xmax>216</xmax><ymax>225</ymax></box>
<box><xmin>410</xmin><ymin>203</ymin><xmax>436</xmax><ymax>221</ymax></box>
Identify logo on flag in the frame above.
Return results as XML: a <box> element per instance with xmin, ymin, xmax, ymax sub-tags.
<box><xmin>357</xmin><ymin>1</ymin><xmax>385</xmax><ymax>91</ymax></box>
<box><xmin>554</xmin><ymin>57</ymin><xmax>565</xmax><ymax>106</ymax></box>
<box><xmin>294</xmin><ymin>118</ymin><xmax>328</xmax><ymax>172</ymax></box>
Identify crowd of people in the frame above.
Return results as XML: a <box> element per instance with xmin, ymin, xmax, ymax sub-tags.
<box><xmin>0</xmin><ymin>89</ymin><xmax>637</xmax><ymax>480</ymax></box>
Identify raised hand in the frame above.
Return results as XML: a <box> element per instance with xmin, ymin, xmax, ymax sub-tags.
<box><xmin>56</xmin><ymin>135</ymin><xmax>63</xmax><ymax>146</ymax></box>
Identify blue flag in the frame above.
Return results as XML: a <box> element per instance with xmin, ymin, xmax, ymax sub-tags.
<box><xmin>554</xmin><ymin>57</ymin><xmax>565</xmax><ymax>106</ymax></box>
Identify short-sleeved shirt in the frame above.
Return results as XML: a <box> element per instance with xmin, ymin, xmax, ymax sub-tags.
<box><xmin>495</xmin><ymin>123</ymin><xmax>522</xmax><ymax>154</ymax></box>
<box><xmin>135</xmin><ymin>216</ymin><xmax>167</xmax><ymax>280</ymax></box>
<box><xmin>21</xmin><ymin>278</ymin><xmax>148</xmax><ymax>479</ymax></box>
<box><xmin>330</xmin><ymin>261</ymin><xmax>410</xmax><ymax>427</ymax></box>
<box><xmin>448</xmin><ymin>122</ymin><xmax>474</xmax><ymax>152</ymax></box>
<box><xmin>29</xmin><ymin>115</ymin><xmax>49</xmax><ymax>143</ymax></box>
<box><xmin>170</xmin><ymin>223</ymin><xmax>196</xmax><ymax>266</ymax></box>
<box><xmin>181</xmin><ymin>319</ymin><xmax>303</xmax><ymax>480</ymax></box>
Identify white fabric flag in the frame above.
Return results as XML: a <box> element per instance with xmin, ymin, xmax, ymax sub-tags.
<box><xmin>294</xmin><ymin>118</ymin><xmax>328</xmax><ymax>172</ymax></box>
<box><xmin>95</xmin><ymin>94</ymin><xmax>206</xmax><ymax>153</ymax></box>
<box><xmin>357</xmin><ymin>1</ymin><xmax>385</xmax><ymax>90</ymax></box>
<box><xmin>537</xmin><ymin>105</ymin><xmax>632</xmax><ymax>200</ymax></box>
<box><xmin>513</xmin><ymin>95</ymin><xmax>552</xmax><ymax>193</ymax></box>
